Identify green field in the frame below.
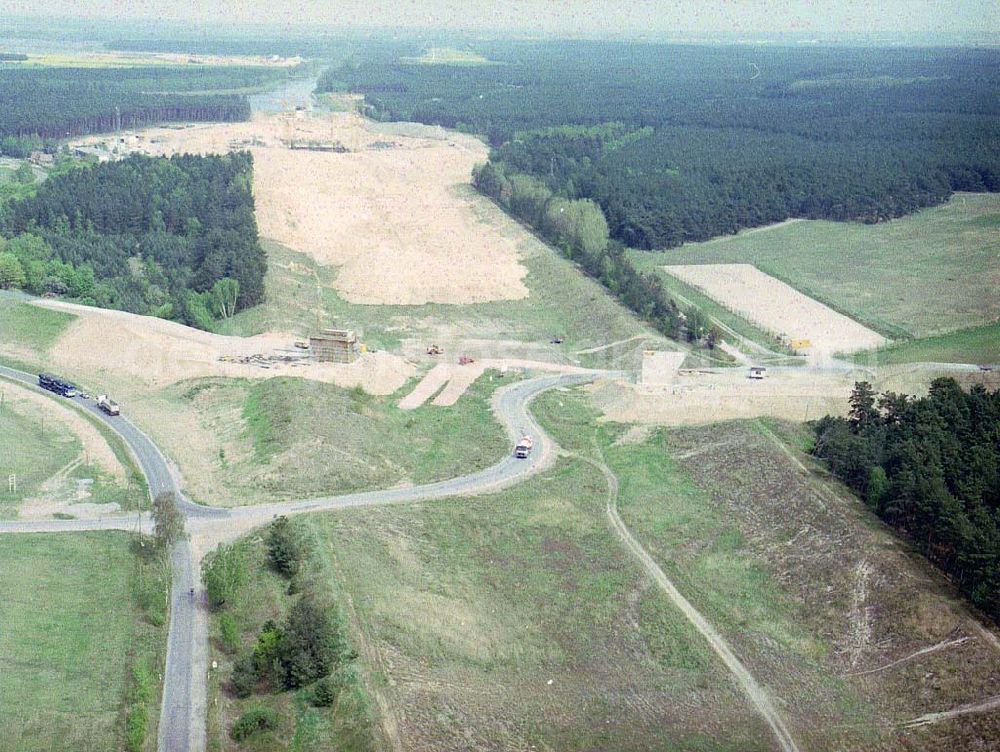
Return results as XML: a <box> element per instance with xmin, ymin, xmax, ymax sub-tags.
<box><xmin>224</xmin><ymin>461</ymin><xmax>770</xmax><ymax>751</ymax></box>
<box><xmin>156</xmin><ymin>371</ymin><xmax>507</xmax><ymax>506</ymax></box>
<box><xmin>632</xmin><ymin>193</ymin><xmax>1000</xmax><ymax>341</ymax></box>
<box><xmin>0</xmin><ymin>533</ymin><xmax>167</xmax><ymax>752</ymax></box>
<box><xmin>219</xmin><ymin>232</ymin><xmax>662</xmax><ymax>369</ymax></box>
<box><xmin>0</xmin><ymin>399</ymin><xmax>78</xmax><ymax>517</ymax></box>
<box><xmin>0</xmin><ymin>296</ymin><xmax>75</xmax><ymax>353</ymax></box>
<box><xmin>861</xmin><ymin>321</ymin><xmax>1000</xmax><ymax>365</ymax></box>
<box><xmin>0</xmin><ymin>382</ymin><xmax>147</xmax><ymax>519</ymax></box>
<box><xmin>399</xmin><ymin>47</ymin><xmax>499</xmax><ymax>66</ymax></box>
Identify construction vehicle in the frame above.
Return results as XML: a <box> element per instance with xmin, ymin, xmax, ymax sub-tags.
<box><xmin>514</xmin><ymin>435</ymin><xmax>534</xmax><ymax>459</ymax></box>
<box><xmin>748</xmin><ymin>366</ymin><xmax>767</xmax><ymax>380</ymax></box>
<box><xmin>426</xmin><ymin>344</ymin><xmax>443</xmax><ymax>356</ymax></box>
<box><xmin>38</xmin><ymin>373</ymin><xmax>77</xmax><ymax>397</ymax></box>
<box><xmin>96</xmin><ymin>395</ymin><xmax>120</xmax><ymax>416</ymax></box>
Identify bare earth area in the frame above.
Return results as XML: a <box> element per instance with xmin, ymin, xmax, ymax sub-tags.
<box><xmin>34</xmin><ymin>299</ymin><xmax>415</xmax><ymax>394</ymax></box>
<box><xmin>664</xmin><ymin>264</ymin><xmax>888</xmax><ymax>354</ymax></box>
<box><xmin>73</xmin><ymin>112</ymin><xmax>529</xmax><ymax>305</ymax></box>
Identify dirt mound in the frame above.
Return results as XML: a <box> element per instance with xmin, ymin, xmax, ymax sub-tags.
<box><xmin>37</xmin><ymin>299</ymin><xmax>414</xmax><ymax>395</ymax></box>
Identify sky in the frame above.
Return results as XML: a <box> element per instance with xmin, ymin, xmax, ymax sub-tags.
<box><xmin>1</xmin><ymin>0</ymin><xmax>997</xmax><ymax>40</ymax></box>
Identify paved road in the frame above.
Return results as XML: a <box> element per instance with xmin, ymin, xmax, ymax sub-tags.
<box><xmin>0</xmin><ymin>364</ymin><xmax>207</xmax><ymax>751</ymax></box>
<box><xmin>0</xmin><ymin>364</ymin><xmax>608</xmax><ymax>752</ymax></box>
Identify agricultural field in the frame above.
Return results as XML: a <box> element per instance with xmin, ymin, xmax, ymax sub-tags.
<box><xmin>0</xmin><ymin>532</ymin><xmax>167</xmax><ymax>752</ymax></box>
<box><xmin>635</xmin><ymin>193</ymin><xmax>1000</xmax><ymax>341</ymax></box>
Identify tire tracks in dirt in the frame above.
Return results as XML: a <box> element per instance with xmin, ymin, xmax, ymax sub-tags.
<box><xmin>575</xmin><ymin>443</ymin><xmax>802</xmax><ymax>752</ymax></box>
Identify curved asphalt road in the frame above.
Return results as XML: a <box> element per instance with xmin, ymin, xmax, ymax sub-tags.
<box><xmin>0</xmin><ymin>363</ymin><xmax>607</xmax><ymax>752</ymax></box>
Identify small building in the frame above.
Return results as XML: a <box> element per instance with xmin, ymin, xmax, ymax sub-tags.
<box><xmin>749</xmin><ymin>366</ymin><xmax>767</xmax><ymax>380</ymax></box>
<box><xmin>309</xmin><ymin>329</ymin><xmax>358</xmax><ymax>363</ymax></box>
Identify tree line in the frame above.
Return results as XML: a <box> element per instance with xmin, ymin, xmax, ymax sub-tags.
<box><xmin>473</xmin><ymin>160</ymin><xmax>707</xmax><ymax>342</ymax></box>
<box><xmin>814</xmin><ymin>379</ymin><xmax>1000</xmax><ymax>620</ymax></box>
<box><xmin>323</xmin><ymin>41</ymin><xmax>999</xmax><ymax>249</ymax></box>
<box><xmin>0</xmin><ymin>65</ymin><xmax>292</xmax><ymax>151</ymax></box>
<box><xmin>0</xmin><ymin>152</ymin><xmax>266</xmax><ymax>328</ymax></box>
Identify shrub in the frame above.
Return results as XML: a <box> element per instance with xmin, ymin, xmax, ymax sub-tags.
<box><xmin>230</xmin><ymin>653</ymin><xmax>256</xmax><ymax>699</ymax></box>
<box><xmin>125</xmin><ymin>705</ymin><xmax>148</xmax><ymax>752</ymax></box>
<box><xmin>266</xmin><ymin>516</ymin><xmax>303</xmax><ymax>577</ymax></box>
<box><xmin>312</xmin><ymin>677</ymin><xmax>337</xmax><ymax>707</ymax></box>
<box><xmin>219</xmin><ymin>612</ymin><xmax>241</xmax><ymax>653</ymax></box>
<box><xmin>230</xmin><ymin>706</ymin><xmax>279</xmax><ymax>741</ymax></box>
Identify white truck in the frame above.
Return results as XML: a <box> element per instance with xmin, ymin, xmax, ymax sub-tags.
<box><xmin>514</xmin><ymin>435</ymin><xmax>534</xmax><ymax>459</ymax></box>
<box><xmin>96</xmin><ymin>394</ymin><xmax>120</xmax><ymax>416</ymax></box>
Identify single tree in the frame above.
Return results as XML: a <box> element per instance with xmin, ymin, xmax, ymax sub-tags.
<box><xmin>152</xmin><ymin>492</ymin><xmax>185</xmax><ymax>548</ymax></box>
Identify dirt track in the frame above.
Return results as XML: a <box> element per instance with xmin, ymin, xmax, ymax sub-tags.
<box><xmin>582</xmin><ymin>448</ymin><xmax>802</xmax><ymax>752</ymax></box>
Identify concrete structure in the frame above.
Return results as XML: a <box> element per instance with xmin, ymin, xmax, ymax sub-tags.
<box><xmin>309</xmin><ymin>329</ymin><xmax>358</xmax><ymax>363</ymax></box>
<box><xmin>641</xmin><ymin>350</ymin><xmax>686</xmax><ymax>387</ymax></box>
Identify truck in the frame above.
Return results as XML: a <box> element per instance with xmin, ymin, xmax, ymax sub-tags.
<box><xmin>514</xmin><ymin>435</ymin><xmax>534</xmax><ymax>459</ymax></box>
<box><xmin>38</xmin><ymin>373</ymin><xmax>78</xmax><ymax>397</ymax></box>
<box><xmin>96</xmin><ymin>395</ymin><xmax>120</xmax><ymax>416</ymax></box>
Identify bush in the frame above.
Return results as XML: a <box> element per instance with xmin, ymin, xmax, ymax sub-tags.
<box><xmin>125</xmin><ymin>704</ymin><xmax>148</xmax><ymax>752</ymax></box>
<box><xmin>266</xmin><ymin>516</ymin><xmax>304</xmax><ymax>577</ymax></box>
<box><xmin>312</xmin><ymin>676</ymin><xmax>337</xmax><ymax>707</ymax></box>
<box><xmin>219</xmin><ymin>612</ymin><xmax>241</xmax><ymax>653</ymax></box>
<box><xmin>230</xmin><ymin>653</ymin><xmax>256</xmax><ymax>699</ymax></box>
<box><xmin>230</xmin><ymin>706</ymin><xmax>279</xmax><ymax>742</ymax></box>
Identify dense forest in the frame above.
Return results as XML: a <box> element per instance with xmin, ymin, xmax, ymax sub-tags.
<box><xmin>0</xmin><ymin>152</ymin><xmax>265</xmax><ymax>328</ymax></box>
<box><xmin>321</xmin><ymin>42</ymin><xmax>1000</xmax><ymax>247</ymax></box>
<box><xmin>814</xmin><ymin>380</ymin><xmax>1000</xmax><ymax>620</ymax></box>
<box><xmin>0</xmin><ymin>65</ymin><xmax>291</xmax><ymax>153</ymax></box>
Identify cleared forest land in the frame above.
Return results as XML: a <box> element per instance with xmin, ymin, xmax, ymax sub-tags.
<box><xmin>534</xmin><ymin>389</ymin><xmax>1000</xmax><ymax>751</ymax></box>
<box><xmin>0</xmin><ymin>533</ymin><xmax>167</xmax><ymax>752</ymax></box>
<box><xmin>634</xmin><ymin>193</ymin><xmax>1000</xmax><ymax>341</ymax></box>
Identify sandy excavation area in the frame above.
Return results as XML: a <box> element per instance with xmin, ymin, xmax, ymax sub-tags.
<box><xmin>73</xmin><ymin>111</ymin><xmax>529</xmax><ymax>306</ymax></box>
<box><xmin>593</xmin><ymin>367</ymin><xmax>861</xmax><ymax>425</ymax></box>
<box><xmin>664</xmin><ymin>264</ymin><xmax>887</xmax><ymax>355</ymax></box>
<box><xmin>33</xmin><ymin>299</ymin><xmax>415</xmax><ymax>395</ymax></box>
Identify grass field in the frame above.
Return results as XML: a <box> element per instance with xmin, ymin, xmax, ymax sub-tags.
<box><xmin>861</xmin><ymin>321</ymin><xmax>1000</xmax><ymax>365</ymax></box>
<box><xmin>632</xmin><ymin>193</ymin><xmax>1000</xmax><ymax>341</ymax></box>
<box><xmin>0</xmin><ymin>399</ymin><xmax>78</xmax><ymax>517</ymax></box>
<box><xmin>145</xmin><ymin>370</ymin><xmax>507</xmax><ymax>506</ymax></box>
<box><xmin>399</xmin><ymin>47</ymin><xmax>499</xmax><ymax>66</ymax></box>
<box><xmin>0</xmin><ymin>379</ymin><xmax>147</xmax><ymax>519</ymax></box>
<box><xmin>0</xmin><ymin>296</ymin><xmax>75</xmax><ymax>354</ymax></box>
<box><xmin>220</xmin><ymin>235</ymin><xmax>660</xmax><ymax>369</ymax></box>
<box><xmin>533</xmin><ymin>389</ymin><xmax>1000</xmax><ymax>751</ymax></box>
<box><xmin>283</xmin><ymin>460</ymin><xmax>770</xmax><ymax>751</ymax></box>
<box><xmin>0</xmin><ymin>533</ymin><xmax>167</xmax><ymax>752</ymax></box>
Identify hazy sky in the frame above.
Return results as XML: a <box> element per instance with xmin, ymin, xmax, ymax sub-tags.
<box><xmin>2</xmin><ymin>0</ymin><xmax>997</xmax><ymax>38</ymax></box>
